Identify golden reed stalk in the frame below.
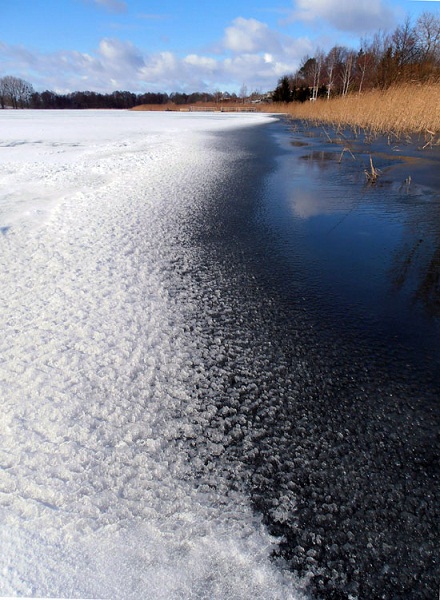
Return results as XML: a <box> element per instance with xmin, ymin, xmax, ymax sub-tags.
<box><xmin>270</xmin><ymin>83</ymin><xmax>440</xmax><ymax>140</ymax></box>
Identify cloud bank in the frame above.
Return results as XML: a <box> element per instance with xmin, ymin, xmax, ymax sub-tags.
<box><xmin>0</xmin><ymin>18</ymin><xmax>313</xmax><ymax>94</ymax></box>
<box><xmin>291</xmin><ymin>0</ymin><xmax>396</xmax><ymax>33</ymax></box>
<box><xmin>1</xmin><ymin>1</ymin><xmax>401</xmax><ymax>94</ymax></box>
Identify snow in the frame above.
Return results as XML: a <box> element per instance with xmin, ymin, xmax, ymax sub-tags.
<box><xmin>0</xmin><ymin>110</ymin><xmax>306</xmax><ymax>599</ymax></box>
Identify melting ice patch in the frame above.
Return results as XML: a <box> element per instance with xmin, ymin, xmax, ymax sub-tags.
<box><xmin>0</xmin><ymin>110</ymin><xmax>306</xmax><ymax>599</ymax></box>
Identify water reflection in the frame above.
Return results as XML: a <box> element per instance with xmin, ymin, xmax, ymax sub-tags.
<box><xmin>268</xmin><ymin>124</ymin><xmax>440</xmax><ymax>362</ymax></box>
<box><xmin>391</xmin><ymin>226</ymin><xmax>440</xmax><ymax>317</ymax></box>
<box><xmin>416</xmin><ymin>246</ymin><xmax>440</xmax><ymax>315</ymax></box>
<box><xmin>300</xmin><ymin>150</ymin><xmax>336</xmax><ymax>163</ymax></box>
<box><xmin>289</xmin><ymin>188</ymin><xmax>349</xmax><ymax>219</ymax></box>
<box><xmin>191</xmin><ymin>121</ymin><xmax>439</xmax><ymax>600</ymax></box>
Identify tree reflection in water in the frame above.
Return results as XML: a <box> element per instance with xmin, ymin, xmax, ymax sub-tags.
<box><xmin>391</xmin><ymin>216</ymin><xmax>440</xmax><ymax>317</ymax></box>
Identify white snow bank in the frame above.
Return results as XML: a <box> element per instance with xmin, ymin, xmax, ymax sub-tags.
<box><xmin>0</xmin><ymin>110</ymin><xmax>306</xmax><ymax>599</ymax></box>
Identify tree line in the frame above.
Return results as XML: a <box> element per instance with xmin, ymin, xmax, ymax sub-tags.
<box><xmin>0</xmin><ymin>77</ymin><xmax>242</xmax><ymax>110</ymax></box>
<box><xmin>273</xmin><ymin>11</ymin><xmax>440</xmax><ymax>102</ymax></box>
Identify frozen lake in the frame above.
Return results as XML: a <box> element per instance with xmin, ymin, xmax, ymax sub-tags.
<box><xmin>0</xmin><ymin>110</ymin><xmax>439</xmax><ymax>599</ymax></box>
<box><xmin>0</xmin><ymin>110</ymin><xmax>303</xmax><ymax>599</ymax></box>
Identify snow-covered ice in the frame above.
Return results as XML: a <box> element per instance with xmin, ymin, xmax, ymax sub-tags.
<box><xmin>0</xmin><ymin>110</ymin><xmax>306</xmax><ymax>599</ymax></box>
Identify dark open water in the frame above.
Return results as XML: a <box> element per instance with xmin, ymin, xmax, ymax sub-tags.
<box><xmin>173</xmin><ymin>118</ymin><xmax>439</xmax><ymax>599</ymax></box>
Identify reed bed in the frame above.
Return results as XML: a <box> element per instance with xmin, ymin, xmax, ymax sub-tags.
<box><xmin>131</xmin><ymin>103</ymin><xmax>178</xmax><ymax>111</ymax></box>
<box><xmin>271</xmin><ymin>83</ymin><xmax>440</xmax><ymax>141</ymax></box>
<box><xmin>132</xmin><ymin>102</ymin><xmax>259</xmax><ymax>112</ymax></box>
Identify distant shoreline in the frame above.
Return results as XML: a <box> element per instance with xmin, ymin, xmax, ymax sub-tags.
<box><xmin>133</xmin><ymin>82</ymin><xmax>440</xmax><ymax>141</ymax></box>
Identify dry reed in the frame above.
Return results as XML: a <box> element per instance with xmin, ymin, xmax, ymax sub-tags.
<box><xmin>364</xmin><ymin>155</ymin><xmax>381</xmax><ymax>184</ymax></box>
<box><xmin>131</xmin><ymin>103</ymin><xmax>179</xmax><ymax>111</ymax></box>
<box><xmin>271</xmin><ymin>83</ymin><xmax>440</xmax><ymax>140</ymax></box>
<box><xmin>131</xmin><ymin>84</ymin><xmax>439</xmax><ymax>143</ymax></box>
<box><xmin>131</xmin><ymin>101</ymin><xmax>259</xmax><ymax>112</ymax></box>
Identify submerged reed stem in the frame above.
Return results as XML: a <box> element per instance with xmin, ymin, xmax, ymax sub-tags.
<box><xmin>364</xmin><ymin>155</ymin><xmax>381</xmax><ymax>184</ymax></box>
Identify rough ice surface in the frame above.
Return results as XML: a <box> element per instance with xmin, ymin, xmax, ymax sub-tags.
<box><xmin>0</xmin><ymin>110</ymin><xmax>306</xmax><ymax>599</ymax></box>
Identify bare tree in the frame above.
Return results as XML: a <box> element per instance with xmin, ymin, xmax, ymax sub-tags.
<box><xmin>325</xmin><ymin>47</ymin><xmax>337</xmax><ymax>99</ymax></box>
<box><xmin>367</xmin><ymin>30</ymin><xmax>393</xmax><ymax>88</ymax></box>
<box><xmin>356</xmin><ymin>39</ymin><xmax>378</xmax><ymax>94</ymax></box>
<box><xmin>296</xmin><ymin>55</ymin><xmax>321</xmax><ymax>99</ymax></box>
<box><xmin>0</xmin><ymin>79</ymin><xmax>6</xmax><ymax>109</ymax></box>
<box><xmin>416</xmin><ymin>12</ymin><xmax>440</xmax><ymax>63</ymax></box>
<box><xmin>0</xmin><ymin>76</ymin><xmax>34</xmax><ymax>108</ymax></box>
<box><xmin>16</xmin><ymin>77</ymin><xmax>34</xmax><ymax>108</ymax></box>
<box><xmin>311</xmin><ymin>49</ymin><xmax>325</xmax><ymax>100</ymax></box>
<box><xmin>340</xmin><ymin>50</ymin><xmax>356</xmax><ymax>96</ymax></box>
<box><xmin>275</xmin><ymin>11</ymin><xmax>439</xmax><ymax>99</ymax></box>
<box><xmin>239</xmin><ymin>82</ymin><xmax>248</xmax><ymax>104</ymax></box>
<box><xmin>391</xmin><ymin>17</ymin><xmax>420</xmax><ymax>70</ymax></box>
<box><xmin>325</xmin><ymin>46</ymin><xmax>345</xmax><ymax>98</ymax></box>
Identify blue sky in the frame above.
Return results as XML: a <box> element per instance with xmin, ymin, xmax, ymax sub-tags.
<box><xmin>1</xmin><ymin>0</ymin><xmax>439</xmax><ymax>94</ymax></box>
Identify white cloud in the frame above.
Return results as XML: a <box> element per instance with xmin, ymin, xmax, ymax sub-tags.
<box><xmin>223</xmin><ymin>17</ymin><xmax>280</xmax><ymax>53</ymax></box>
<box><xmin>292</xmin><ymin>0</ymin><xmax>396</xmax><ymax>33</ymax></box>
<box><xmin>223</xmin><ymin>53</ymin><xmax>293</xmax><ymax>82</ymax></box>
<box><xmin>0</xmin><ymin>17</ymin><xmax>315</xmax><ymax>94</ymax></box>
<box><xmin>184</xmin><ymin>55</ymin><xmax>217</xmax><ymax>70</ymax></box>
<box><xmin>140</xmin><ymin>52</ymin><xmax>179</xmax><ymax>84</ymax></box>
<box><xmin>98</xmin><ymin>38</ymin><xmax>144</xmax><ymax>69</ymax></box>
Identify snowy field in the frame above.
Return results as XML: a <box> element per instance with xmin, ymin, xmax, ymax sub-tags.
<box><xmin>0</xmin><ymin>110</ymin><xmax>306</xmax><ymax>599</ymax></box>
